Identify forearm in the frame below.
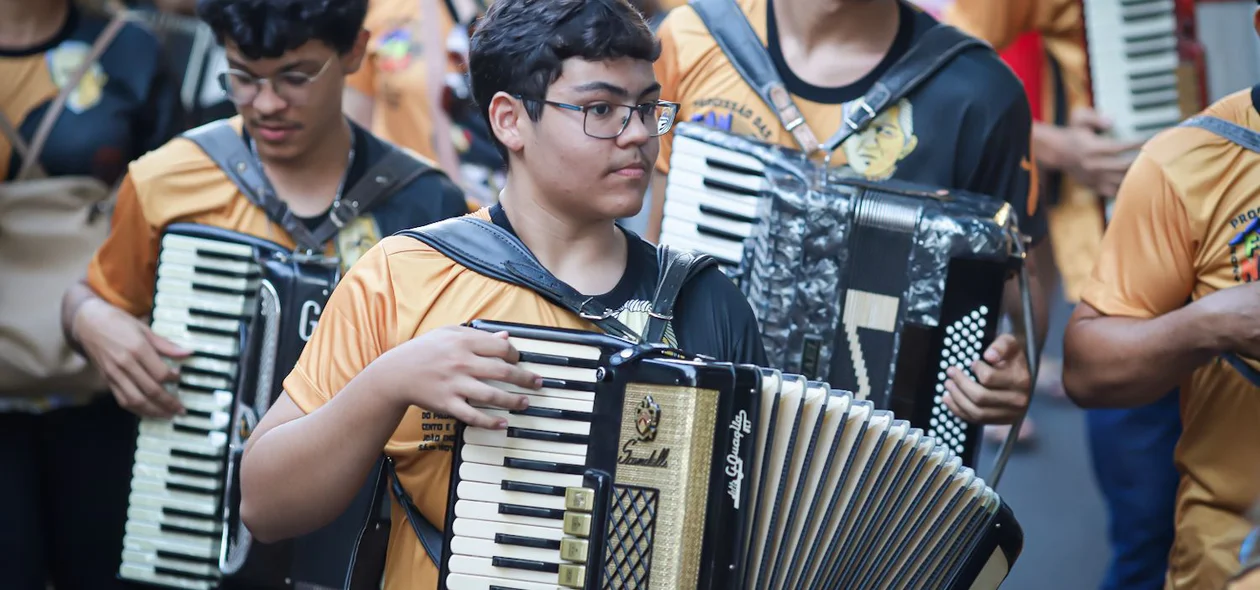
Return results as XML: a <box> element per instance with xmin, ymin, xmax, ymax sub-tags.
<box><xmin>1032</xmin><ymin>122</ymin><xmax>1069</xmax><ymax>173</ymax></box>
<box><xmin>1062</xmin><ymin>304</ymin><xmax>1221</xmax><ymax>408</ymax></box>
<box><xmin>239</xmin><ymin>364</ymin><xmax>408</xmax><ymax>542</ymax></box>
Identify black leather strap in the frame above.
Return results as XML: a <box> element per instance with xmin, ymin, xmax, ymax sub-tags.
<box><xmin>384</xmin><ymin>457</ymin><xmax>443</xmax><ymax>566</ymax></box>
<box><xmin>400</xmin><ymin>217</ymin><xmax>642</xmax><ymax>341</ymax></box>
<box><xmin>183</xmin><ymin>120</ymin><xmax>434</xmax><ymax>252</ymax></box>
<box><xmin>643</xmin><ymin>245</ymin><xmax>717</xmax><ymax>344</ymax></box>
<box><xmin>819</xmin><ymin>25</ymin><xmax>988</xmax><ymax>152</ymax></box>
<box><xmin>689</xmin><ymin>0</ymin><xmax>820</xmax><ymax>153</ymax></box>
<box><xmin>1180</xmin><ymin>115</ymin><xmax>1260</xmax><ymax>153</ymax></box>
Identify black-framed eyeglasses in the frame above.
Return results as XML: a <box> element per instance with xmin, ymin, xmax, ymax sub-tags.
<box><xmin>217</xmin><ymin>57</ymin><xmax>334</xmax><ymax>106</ymax></box>
<box><xmin>515</xmin><ymin>95</ymin><xmax>680</xmax><ymax>139</ymax></box>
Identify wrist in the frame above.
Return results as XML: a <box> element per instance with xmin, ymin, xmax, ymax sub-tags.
<box><xmin>1032</xmin><ymin>123</ymin><xmax>1071</xmax><ymax>172</ymax></box>
<box><xmin>68</xmin><ymin>293</ymin><xmax>106</xmax><ymax>349</ymax></box>
<box><xmin>1182</xmin><ymin>299</ymin><xmax>1232</xmax><ymax>356</ymax></box>
<box><xmin>356</xmin><ymin>350</ymin><xmax>412</xmax><ymax>415</ymax></box>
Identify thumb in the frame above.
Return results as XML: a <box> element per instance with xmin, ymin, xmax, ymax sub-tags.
<box><xmin>1070</xmin><ymin>107</ymin><xmax>1112</xmax><ymax>133</ymax></box>
<box><xmin>145</xmin><ymin>328</ymin><xmax>192</xmax><ymax>358</ymax></box>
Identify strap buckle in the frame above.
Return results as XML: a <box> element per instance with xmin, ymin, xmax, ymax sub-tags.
<box><xmin>577</xmin><ymin>297</ymin><xmax>619</xmax><ymax>322</ymax></box>
<box><xmin>328</xmin><ymin>200</ymin><xmax>350</xmax><ymax>229</ymax></box>
<box><xmin>844</xmin><ymin>99</ymin><xmax>878</xmax><ymax>131</ymax></box>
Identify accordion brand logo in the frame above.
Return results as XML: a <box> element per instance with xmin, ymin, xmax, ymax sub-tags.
<box><xmin>620</xmin><ymin>395</ymin><xmax>669</xmax><ymax>469</ymax></box>
<box><xmin>298</xmin><ymin>300</ymin><xmax>323</xmax><ymax>342</ymax></box>
<box><xmin>725</xmin><ymin>410</ymin><xmax>753</xmax><ymax>506</ymax></box>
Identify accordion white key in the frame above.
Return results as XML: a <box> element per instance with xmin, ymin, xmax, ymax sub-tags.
<box><xmin>660</xmin><ymin>123</ymin><xmax>1027</xmax><ymax>468</ymax></box>
<box><xmin>436</xmin><ymin>320</ymin><xmax>1023</xmax><ymax>590</ymax></box>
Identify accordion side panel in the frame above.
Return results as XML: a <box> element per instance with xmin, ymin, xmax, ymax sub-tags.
<box><xmin>604</xmin><ymin>382</ymin><xmax>720</xmax><ymax>590</ymax></box>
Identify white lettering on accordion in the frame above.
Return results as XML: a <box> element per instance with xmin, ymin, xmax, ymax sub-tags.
<box><xmin>298</xmin><ymin>300</ymin><xmax>323</xmax><ymax>342</ymax></box>
<box><xmin>725</xmin><ymin>410</ymin><xmax>753</xmax><ymax>506</ymax></box>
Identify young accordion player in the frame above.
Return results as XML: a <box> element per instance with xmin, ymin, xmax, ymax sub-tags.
<box><xmin>60</xmin><ymin>0</ymin><xmax>467</xmax><ymax>587</ymax></box>
<box><xmin>236</xmin><ymin>0</ymin><xmax>1029</xmax><ymax>588</ymax></box>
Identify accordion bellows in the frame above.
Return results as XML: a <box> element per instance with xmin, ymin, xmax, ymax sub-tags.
<box><xmin>438</xmin><ymin>321</ymin><xmax>1022</xmax><ymax>590</ymax></box>
<box><xmin>661</xmin><ymin>123</ymin><xmax>1024</xmax><ymax>468</ymax></box>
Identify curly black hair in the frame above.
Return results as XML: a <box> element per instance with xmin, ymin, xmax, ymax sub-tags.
<box><xmin>469</xmin><ymin>0</ymin><xmax>659</xmax><ymax>159</ymax></box>
<box><xmin>197</xmin><ymin>0</ymin><xmax>368</xmax><ymax>60</ymax></box>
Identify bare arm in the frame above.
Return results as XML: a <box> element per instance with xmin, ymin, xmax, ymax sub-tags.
<box><xmin>1062</xmin><ymin>301</ymin><xmax>1222</xmax><ymax>408</ymax></box>
<box><xmin>239</xmin><ymin>366</ymin><xmax>408</xmax><ymax>543</ymax></box>
<box><xmin>342</xmin><ymin>87</ymin><xmax>376</xmax><ymax>130</ymax></box>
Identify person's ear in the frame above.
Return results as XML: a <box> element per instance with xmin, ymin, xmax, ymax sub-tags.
<box><xmin>342</xmin><ymin>29</ymin><xmax>371</xmax><ymax>75</ymax></box>
<box><xmin>488</xmin><ymin>92</ymin><xmax>527</xmax><ymax>154</ymax></box>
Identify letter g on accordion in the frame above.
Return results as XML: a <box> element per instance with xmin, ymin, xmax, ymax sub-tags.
<box><xmin>659</xmin><ymin>123</ymin><xmax>1030</xmax><ymax>469</ymax></box>
<box><xmin>438</xmin><ymin>321</ymin><xmax>1023</xmax><ymax>590</ymax></box>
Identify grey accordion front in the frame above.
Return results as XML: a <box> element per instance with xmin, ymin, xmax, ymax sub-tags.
<box><xmin>660</xmin><ymin>123</ymin><xmax>1025</xmax><ymax>467</ymax></box>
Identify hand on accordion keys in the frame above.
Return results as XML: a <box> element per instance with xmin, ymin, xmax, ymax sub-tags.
<box><xmin>71</xmin><ymin>297</ymin><xmax>192</xmax><ymax>418</ymax></box>
<box><xmin>375</xmin><ymin>326</ymin><xmax>543</xmax><ymax>429</ymax></box>
<box><xmin>940</xmin><ymin>333</ymin><xmax>1032</xmax><ymax>425</ymax></box>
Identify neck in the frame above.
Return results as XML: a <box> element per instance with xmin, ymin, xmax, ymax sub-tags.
<box><xmin>497</xmin><ymin>174</ymin><xmax>627</xmax><ymax>296</ymax></box>
<box><xmin>774</xmin><ymin>0</ymin><xmax>899</xmax><ymax>50</ymax></box>
<box><xmin>0</xmin><ymin>0</ymin><xmax>69</xmax><ymax>49</ymax></box>
<box><xmin>260</xmin><ymin>117</ymin><xmax>354</xmax><ymax>215</ymax></box>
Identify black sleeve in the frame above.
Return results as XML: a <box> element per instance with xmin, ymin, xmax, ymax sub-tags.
<box><xmin>960</xmin><ymin>82</ymin><xmax>1048</xmax><ymax>245</ymax></box>
<box><xmin>405</xmin><ymin>170</ymin><xmax>471</xmax><ymax>224</ymax></box>
<box><xmin>673</xmin><ymin>268</ymin><xmax>768</xmax><ymax>366</ymax></box>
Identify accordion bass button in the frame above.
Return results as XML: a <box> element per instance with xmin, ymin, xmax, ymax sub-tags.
<box><xmin>557</xmin><ymin>564</ymin><xmax>587</xmax><ymax>588</ymax></box>
<box><xmin>559</xmin><ymin>537</ymin><xmax>589</xmax><ymax>562</ymax></box>
<box><xmin>565</xmin><ymin>487</ymin><xmax>595</xmax><ymax>512</ymax></box>
<box><xmin>562</xmin><ymin>512</ymin><xmax>592</xmax><ymax>537</ymax></box>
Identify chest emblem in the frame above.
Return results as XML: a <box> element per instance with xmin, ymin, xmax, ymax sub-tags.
<box><xmin>335</xmin><ymin>216</ymin><xmax>383</xmax><ymax>272</ymax></box>
<box><xmin>1230</xmin><ymin>217</ymin><xmax>1260</xmax><ymax>282</ymax></box>
<box><xmin>377</xmin><ymin>26</ymin><xmax>422</xmax><ymax>73</ymax></box>
<box><xmin>46</xmin><ymin>40</ymin><xmax>108</xmax><ymax>114</ymax></box>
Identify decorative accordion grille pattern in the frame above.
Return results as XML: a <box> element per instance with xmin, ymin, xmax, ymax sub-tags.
<box><xmin>931</xmin><ymin>306</ymin><xmax>989</xmax><ymax>456</ymax></box>
<box><xmin>602</xmin><ymin>486</ymin><xmax>659</xmax><ymax>590</ymax></box>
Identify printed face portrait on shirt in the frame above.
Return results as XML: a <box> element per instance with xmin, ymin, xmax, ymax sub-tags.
<box><xmin>841</xmin><ymin>98</ymin><xmax>920</xmax><ymax>181</ymax></box>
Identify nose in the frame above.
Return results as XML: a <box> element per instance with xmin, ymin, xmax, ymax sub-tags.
<box><xmin>616</xmin><ymin>111</ymin><xmax>651</xmax><ymax>147</ymax></box>
<box><xmin>250</xmin><ymin>82</ymin><xmax>289</xmax><ymax>116</ymax></box>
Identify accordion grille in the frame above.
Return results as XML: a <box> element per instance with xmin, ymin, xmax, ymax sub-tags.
<box><xmin>929</xmin><ymin>306</ymin><xmax>990</xmax><ymax>456</ymax></box>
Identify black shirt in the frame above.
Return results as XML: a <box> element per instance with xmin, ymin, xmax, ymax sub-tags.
<box><xmin>489</xmin><ymin>204</ymin><xmax>768</xmax><ymax>366</ymax></box>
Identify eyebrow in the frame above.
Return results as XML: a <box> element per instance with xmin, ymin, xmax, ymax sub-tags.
<box><xmin>571</xmin><ymin>81</ymin><xmax>663</xmax><ymax>100</ymax></box>
<box><xmin>226</xmin><ymin>58</ymin><xmax>323</xmax><ymax>76</ymax></box>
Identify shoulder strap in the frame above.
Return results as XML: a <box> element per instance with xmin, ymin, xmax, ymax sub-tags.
<box><xmin>688</xmin><ymin>0</ymin><xmax>819</xmax><ymax>153</ymax></box>
<box><xmin>1180</xmin><ymin>115</ymin><xmax>1260</xmax><ymax>153</ymax></box>
<box><xmin>819</xmin><ymin>24</ymin><xmax>987</xmax><ymax>152</ymax></box>
<box><xmin>688</xmin><ymin>0</ymin><xmax>986</xmax><ymax>156</ymax></box>
<box><xmin>643</xmin><ymin>245</ymin><xmax>718</xmax><ymax>344</ymax></box>
<box><xmin>383</xmin><ymin>457</ymin><xmax>444</xmax><ymax>570</ymax></box>
<box><xmin>184</xmin><ymin>122</ymin><xmax>433</xmax><ymax>251</ymax></box>
<box><xmin>7</xmin><ymin>10</ymin><xmax>131</xmax><ymax>180</ymax></box>
<box><xmin>399</xmin><ymin>217</ymin><xmax>642</xmax><ymax>341</ymax></box>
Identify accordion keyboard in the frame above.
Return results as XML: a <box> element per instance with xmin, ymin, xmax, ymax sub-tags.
<box><xmin>660</xmin><ymin>135</ymin><xmax>768</xmax><ymax>272</ymax></box>
<box><xmin>119</xmin><ymin>233</ymin><xmax>260</xmax><ymax>589</ymax></box>
<box><xmin>445</xmin><ymin>335</ymin><xmax>612</xmax><ymax>590</ymax></box>
<box><xmin>1083</xmin><ymin>0</ymin><xmax>1183</xmax><ymax>139</ymax></box>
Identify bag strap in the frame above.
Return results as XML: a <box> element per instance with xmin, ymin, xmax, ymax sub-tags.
<box><xmin>183</xmin><ymin>120</ymin><xmax>435</xmax><ymax>251</ymax></box>
<box><xmin>688</xmin><ymin>0</ymin><xmax>986</xmax><ymax>155</ymax></box>
<box><xmin>3</xmin><ymin>10</ymin><xmax>131</xmax><ymax>180</ymax></box>
<box><xmin>1179</xmin><ymin>115</ymin><xmax>1260</xmax><ymax>387</ymax></box>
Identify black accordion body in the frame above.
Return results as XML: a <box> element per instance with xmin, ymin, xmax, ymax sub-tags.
<box><xmin>660</xmin><ymin>123</ymin><xmax>1025</xmax><ymax>467</ymax></box>
<box><xmin>437</xmin><ymin>320</ymin><xmax>1023</xmax><ymax>590</ymax></box>
<box><xmin>119</xmin><ymin>224</ymin><xmax>383</xmax><ymax>589</ymax></box>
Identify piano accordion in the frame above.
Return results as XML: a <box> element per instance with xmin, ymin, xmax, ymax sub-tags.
<box><xmin>437</xmin><ymin>320</ymin><xmax>1023</xmax><ymax>590</ymax></box>
<box><xmin>659</xmin><ymin>123</ymin><xmax>1024</xmax><ymax>467</ymax></box>
<box><xmin>119</xmin><ymin>224</ymin><xmax>383</xmax><ymax>589</ymax></box>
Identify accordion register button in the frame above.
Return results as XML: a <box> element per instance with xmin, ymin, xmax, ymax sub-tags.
<box><xmin>557</xmin><ymin>564</ymin><xmax>586</xmax><ymax>588</ymax></box>
<box><xmin>559</xmin><ymin>537</ymin><xmax>588</xmax><ymax>562</ymax></box>
<box><xmin>562</xmin><ymin>512</ymin><xmax>591</xmax><ymax>537</ymax></box>
<box><xmin>564</xmin><ymin>487</ymin><xmax>594</xmax><ymax>512</ymax></box>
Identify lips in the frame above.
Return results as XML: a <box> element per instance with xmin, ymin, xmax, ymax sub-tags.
<box><xmin>612</xmin><ymin>162</ymin><xmax>648</xmax><ymax>178</ymax></box>
<box><xmin>253</xmin><ymin>124</ymin><xmax>299</xmax><ymax>143</ymax></box>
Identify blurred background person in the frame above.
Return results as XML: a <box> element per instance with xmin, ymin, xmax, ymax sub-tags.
<box><xmin>0</xmin><ymin>0</ymin><xmax>177</xmax><ymax>587</ymax></box>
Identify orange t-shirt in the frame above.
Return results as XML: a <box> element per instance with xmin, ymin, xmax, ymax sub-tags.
<box><xmin>348</xmin><ymin>0</ymin><xmax>458</xmax><ymax>163</ymax></box>
<box><xmin>1080</xmin><ymin>87</ymin><xmax>1260</xmax><ymax>590</ymax></box>
<box><xmin>282</xmin><ymin>209</ymin><xmax>611</xmax><ymax>589</ymax></box>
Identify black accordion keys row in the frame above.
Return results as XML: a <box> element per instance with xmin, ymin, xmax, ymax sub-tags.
<box><xmin>438</xmin><ymin>321</ymin><xmax>1023</xmax><ymax>590</ymax></box>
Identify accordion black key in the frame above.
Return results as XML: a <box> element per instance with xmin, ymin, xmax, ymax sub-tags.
<box><xmin>118</xmin><ymin>223</ymin><xmax>382</xmax><ymax>589</ymax></box>
<box><xmin>660</xmin><ymin>123</ymin><xmax>1026</xmax><ymax>467</ymax></box>
<box><xmin>437</xmin><ymin>321</ymin><xmax>1023</xmax><ymax>590</ymax></box>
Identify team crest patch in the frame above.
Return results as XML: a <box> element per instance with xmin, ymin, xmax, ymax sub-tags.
<box><xmin>46</xmin><ymin>41</ymin><xmax>108</xmax><ymax>114</ymax></box>
<box><xmin>335</xmin><ymin>217</ymin><xmax>383</xmax><ymax>272</ymax></box>
<box><xmin>1230</xmin><ymin>217</ymin><xmax>1260</xmax><ymax>282</ymax></box>
<box><xmin>377</xmin><ymin>27</ymin><xmax>421</xmax><ymax>73</ymax></box>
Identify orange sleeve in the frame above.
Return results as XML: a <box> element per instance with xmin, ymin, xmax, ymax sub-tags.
<box><xmin>346</xmin><ymin>3</ymin><xmax>384</xmax><ymax>97</ymax></box>
<box><xmin>654</xmin><ymin>17</ymin><xmax>682</xmax><ymax>176</ymax></box>
<box><xmin>942</xmin><ymin>0</ymin><xmax>1036</xmax><ymax>51</ymax></box>
<box><xmin>86</xmin><ymin>174</ymin><xmax>160</xmax><ymax>318</ymax></box>
<box><xmin>284</xmin><ymin>243</ymin><xmax>398</xmax><ymax>413</ymax></box>
<box><xmin>1078</xmin><ymin>152</ymin><xmax>1197</xmax><ymax>319</ymax></box>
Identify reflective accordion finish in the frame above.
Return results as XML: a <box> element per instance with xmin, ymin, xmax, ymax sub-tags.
<box><xmin>660</xmin><ymin>123</ymin><xmax>1023</xmax><ymax>468</ymax></box>
<box><xmin>438</xmin><ymin>321</ymin><xmax>1023</xmax><ymax>590</ymax></box>
<box><xmin>119</xmin><ymin>224</ymin><xmax>382</xmax><ymax>589</ymax></box>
